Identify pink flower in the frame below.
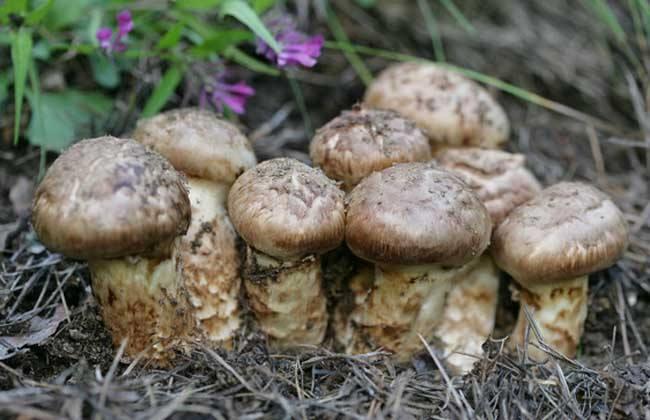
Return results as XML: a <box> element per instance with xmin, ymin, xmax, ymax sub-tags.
<box><xmin>200</xmin><ymin>73</ymin><xmax>255</xmax><ymax>115</ymax></box>
<box><xmin>256</xmin><ymin>15</ymin><xmax>324</xmax><ymax>68</ymax></box>
<box><xmin>96</xmin><ymin>9</ymin><xmax>133</xmax><ymax>54</ymax></box>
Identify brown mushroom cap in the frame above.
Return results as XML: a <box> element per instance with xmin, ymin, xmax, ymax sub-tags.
<box><xmin>227</xmin><ymin>158</ymin><xmax>346</xmax><ymax>259</ymax></box>
<box><xmin>492</xmin><ymin>182</ymin><xmax>629</xmax><ymax>287</ymax></box>
<box><xmin>364</xmin><ymin>62</ymin><xmax>509</xmax><ymax>150</ymax></box>
<box><xmin>435</xmin><ymin>148</ymin><xmax>542</xmax><ymax>226</ymax></box>
<box><xmin>32</xmin><ymin>136</ymin><xmax>191</xmax><ymax>260</ymax></box>
<box><xmin>345</xmin><ymin>162</ymin><xmax>492</xmax><ymax>266</ymax></box>
<box><xmin>132</xmin><ymin>107</ymin><xmax>257</xmax><ymax>184</ymax></box>
<box><xmin>309</xmin><ymin>106</ymin><xmax>431</xmax><ymax>189</ymax></box>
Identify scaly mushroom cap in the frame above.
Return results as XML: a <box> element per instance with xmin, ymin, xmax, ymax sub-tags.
<box><xmin>364</xmin><ymin>62</ymin><xmax>509</xmax><ymax>150</ymax></box>
<box><xmin>492</xmin><ymin>182</ymin><xmax>629</xmax><ymax>287</ymax></box>
<box><xmin>228</xmin><ymin>158</ymin><xmax>346</xmax><ymax>259</ymax></box>
<box><xmin>435</xmin><ymin>148</ymin><xmax>542</xmax><ymax>226</ymax></box>
<box><xmin>310</xmin><ymin>106</ymin><xmax>431</xmax><ymax>189</ymax></box>
<box><xmin>32</xmin><ymin>136</ymin><xmax>191</xmax><ymax>260</ymax></box>
<box><xmin>346</xmin><ymin>162</ymin><xmax>492</xmax><ymax>266</ymax></box>
<box><xmin>133</xmin><ymin>107</ymin><xmax>257</xmax><ymax>184</ymax></box>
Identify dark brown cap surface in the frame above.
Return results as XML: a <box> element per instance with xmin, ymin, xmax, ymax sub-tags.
<box><xmin>32</xmin><ymin>136</ymin><xmax>191</xmax><ymax>260</ymax></box>
<box><xmin>436</xmin><ymin>148</ymin><xmax>541</xmax><ymax>226</ymax></box>
<box><xmin>228</xmin><ymin>158</ymin><xmax>345</xmax><ymax>259</ymax></box>
<box><xmin>492</xmin><ymin>182</ymin><xmax>629</xmax><ymax>286</ymax></box>
<box><xmin>133</xmin><ymin>108</ymin><xmax>256</xmax><ymax>184</ymax></box>
<box><xmin>310</xmin><ymin>107</ymin><xmax>431</xmax><ymax>189</ymax></box>
<box><xmin>345</xmin><ymin>162</ymin><xmax>492</xmax><ymax>266</ymax></box>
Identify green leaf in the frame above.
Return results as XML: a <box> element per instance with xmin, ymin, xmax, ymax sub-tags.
<box><xmin>0</xmin><ymin>73</ymin><xmax>8</xmax><ymax>104</ymax></box>
<box><xmin>41</xmin><ymin>0</ymin><xmax>94</xmax><ymax>29</ymax></box>
<box><xmin>175</xmin><ymin>0</ymin><xmax>223</xmax><ymax>11</ymax></box>
<box><xmin>189</xmin><ymin>29</ymin><xmax>253</xmax><ymax>56</ymax></box>
<box><xmin>141</xmin><ymin>65</ymin><xmax>183</xmax><ymax>117</ymax></box>
<box><xmin>25</xmin><ymin>0</ymin><xmax>53</xmax><ymax>25</ymax></box>
<box><xmin>157</xmin><ymin>22</ymin><xmax>184</xmax><ymax>50</ymax></box>
<box><xmin>220</xmin><ymin>0</ymin><xmax>281</xmax><ymax>53</ymax></box>
<box><xmin>11</xmin><ymin>27</ymin><xmax>32</xmax><ymax>144</ymax></box>
<box><xmin>27</xmin><ymin>89</ymin><xmax>112</xmax><ymax>151</ymax></box>
<box><xmin>251</xmin><ymin>0</ymin><xmax>276</xmax><ymax>13</ymax></box>
<box><xmin>90</xmin><ymin>53</ymin><xmax>120</xmax><ymax>88</ymax></box>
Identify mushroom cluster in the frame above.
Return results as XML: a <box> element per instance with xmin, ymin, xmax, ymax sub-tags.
<box><xmin>31</xmin><ymin>62</ymin><xmax>628</xmax><ymax>373</ymax></box>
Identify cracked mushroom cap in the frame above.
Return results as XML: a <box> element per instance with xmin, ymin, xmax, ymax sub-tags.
<box><xmin>364</xmin><ymin>62</ymin><xmax>509</xmax><ymax>150</ymax></box>
<box><xmin>228</xmin><ymin>158</ymin><xmax>346</xmax><ymax>259</ymax></box>
<box><xmin>436</xmin><ymin>148</ymin><xmax>542</xmax><ymax>226</ymax></box>
<box><xmin>32</xmin><ymin>136</ymin><xmax>191</xmax><ymax>260</ymax></box>
<box><xmin>345</xmin><ymin>162</ymin><xmax>492</xmax><ymax>266</ymax></box>
<box><xmin>492</xmin><ymin>182</ymin><xmax>629</xmax><ymax>287</ymax></box>
<box><xmin>309</xmin><ymin>106</ymin><xmax>431</xmax><ymax>190</ymax></box>
<box><xmin>133</xmin><ymin>107</ymin><xmax>257</xmax><ymax>184</ymax></box>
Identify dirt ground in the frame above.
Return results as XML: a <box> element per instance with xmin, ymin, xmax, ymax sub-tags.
<box><xmin>1</xmin><ymin>1</ymin><xmax>649</xmax><ymax>418</ymax></box>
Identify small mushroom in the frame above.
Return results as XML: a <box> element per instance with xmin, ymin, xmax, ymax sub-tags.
<box><xmin>227</xmin><ymin>158</ymin><xmax>345</xmax><ymax>349</ymax></box>
<box><xmin>340</xmin><ymin>162</ymin><xmax>492</xmax><ymax>361</ymax></box>
<box><xmin>364</xmin><ymin>62</ymin><xmax>509</xmax><ymax>151</ymax></box>
<box><xmin>32</xmin><ymin>137</ymin><xmax>192</xmax><ymax>363</ymax></box>
<box><xmin>492</xmin><ymin>182</ymin><xmax>629</xmax><ymax>360</ymax></box>
<box><xmin>133</xmin><ymin>107</ymin><xmax>257</xmax><ymax>346</ymax></box>
<box><xmin>434</xmin><ymin>148</ymin><xmax>542</xmax><ymax>373</ymax></box>
<box><xmin>310</xmin><ymin>106</ymin><xmax>431</xmax><ymax>191</ymax></box>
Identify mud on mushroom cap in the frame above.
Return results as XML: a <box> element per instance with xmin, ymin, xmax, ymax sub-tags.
<box><xmin>32</xmin><ymin>136</ymin><xmax>191</xmax><ymax>260</ymax></box>
<box><xmin>345</xmin><ymin>162</ymin><xmax>492</xmax><ymax>266</ymax></box>
<box><xmin>491</xmin><ymin>182</ymin><xmax>629</xmax><ymax>287</ymax></box>
<box><xmin>133</xmin><ymin>107</ymin><xmax>257</xmax><ymax>184</ymax></box>
<box><xmin>436</xmin><ymin>148</ymin><xmax>542</xmax><ymax>226</ymax></box>
<box><xmin>228</xmin><ymin>158</ymin><xmax>346</xmax><ymax>259</ymax></box>
<box><xmin>310</xmin><ymin>106</ymin><xmax>431</xmax><ymax>188</ymax></box>
<box><xmin>364</xmin><ymin>62</ymin><xmax>509</xmax><ymax>149</ymax></box>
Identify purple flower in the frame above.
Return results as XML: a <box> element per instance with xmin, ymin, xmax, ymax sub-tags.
<box><xmin>256</xmin><ymin>15</ymin><xmax>324</xmax><ymax>68</ymax></box>
<box><xmin>200</xmin><ymin>72</ymin><xmax>255</xmax><ymax>115</ymax></box>
<box><xmin>96</xmin><ymin>9</ymin><xmax>133</xmax><ymax>54</ymax></box>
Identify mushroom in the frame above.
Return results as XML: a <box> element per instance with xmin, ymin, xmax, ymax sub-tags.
<box><xmin>434</xmin><ymin>148</ymin><xmax>542</xmax><ymax>373</ymax></box>
<box><xmin>31</xmin><ymin>136</ymin><xmax>192</xmax><ymax>363</ymax></box>
<box><xmin>132</xmin><ymin>107</ymin><xmax>257</xmax><ymax>346</ymax></box>
<box><xmin>364</xmin><ymin>62</ymin><xmax>509</xmax><ymax>152</ymax></box>
<box><xmin>310</xmin><ymin>106</ymin><xmax>431</xmax><ymax>191</ymax></box>
<box><xmin>227</xmin><ymin>158</ymin><xmax>345</xmax><ymax>349</ymax></box>
<box><xmin>492</xmin><ymin>182</ymin><xmax>629</xmax><ymax>360</ymax></box>
<box><xmin>340</xmin><ymin>162</ymin><xmax>492</xmax><ymax>361</ymax></box>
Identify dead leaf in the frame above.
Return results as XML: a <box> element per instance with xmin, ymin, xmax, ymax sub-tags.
<box><xmin>9</xmin><ymin>176</ymin><xmax>34</xmax><ymax>217</ymax></box>
<box><xmin>0</xmin><ymin>305</ymin><xmax>66</xmax><ymax>360</ymax></box>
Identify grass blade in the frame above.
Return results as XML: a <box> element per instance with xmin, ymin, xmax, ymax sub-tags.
<box><xmin>141</xmin><ymin>65</ymin><xmax>183</xmax><ymax>117</ymax></box>
<box><xmin>10</xmin><ymin>27</ymin><xmax>32</xmax><ymax>144</ymax></box>
<box><xmin>220</xmin><ymin>0</ymin><xmax>281</xmax><ymax>53</ymax></box>
<box><xmin>324</xmin><ymin>42</ymin><xmax>622</xmax><ymax>134</ymax></box>
<box><xmin>326</xmin><ymin>6</ymin><xmax>373</xmax><ymax>86</ymax></box>
<box><xmin>584</xmin><ymin>0</ymin><xmax>627</xmax><ymax>42</ymax></box>
<box><xmin>439</xmin><ymin>0</ymin><xmax>475</xmax><ymax>34</ymax></box>
<box><xmin>417</xmin><ymin>0</ymin><xmax>445</xmax><ymax>62</ymax></box>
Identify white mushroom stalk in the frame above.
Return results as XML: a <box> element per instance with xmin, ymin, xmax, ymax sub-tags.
<box><xmin>133</xmin><ymin>108</ymin><xmax>257</xmax><ymax>347</ymax></box>
<box><xmin>434</xmin><ymin>148</ymin><xmax>541</xmax><ymax>374</ymax></box>
<box><xmin>492</xmin><ymin>182</ymin><xmax>629</xmax><ymax>360</ymax></box>
<box><xmin>340</xmin><ymin>163</ymin><xmax>492</xmax><ymax>362</ymax></box>
<box><xmin>228</xmin><ymin>158</ymin><xmax>345</xmax><ymax>350</ymax></box>
<box><xmin>31</xmin><ymin>137</ymin><xmax>193</xmax><ymax>365</ymax></box>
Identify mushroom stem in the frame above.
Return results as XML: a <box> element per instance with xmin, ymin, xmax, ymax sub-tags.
<box><xmin>510</xmin><ymin>276</ymin><xmax>588</xmax><ymax>360</ymax></box>
<box><xmin>435</xmin><ymin>254</ymin><xmax>499</xmax><ymax>374</ymax></box>
<box><xmin>90</xmin><ymin>257</ymin><xmax>191</xmax><ymax>364</ymax></box>
<box><xmin>175</xmin><ymin>177</ymin><xmax>241</xmax><ymax>346</ymax></box>
<box><xmin>243</xmin><ymin>247</ymin><xmax>328</xmax><ymax>349</ymax></box>
<box><xmin>342</xmin><ymin>261</ymin><xmax>482</xmax><ymax>361</ymax></box>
